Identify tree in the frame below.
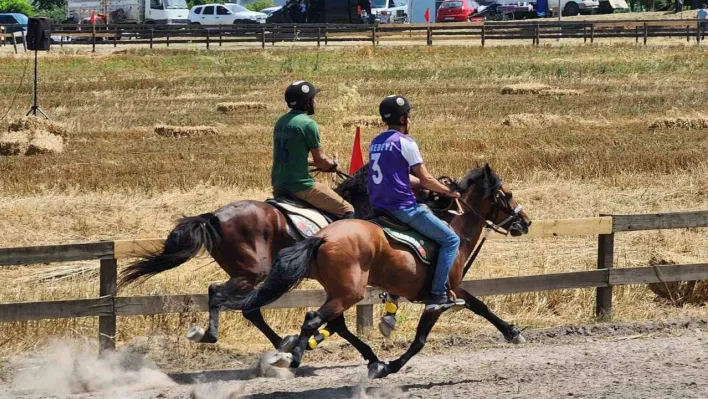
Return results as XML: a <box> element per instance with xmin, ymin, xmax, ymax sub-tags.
<box><xmin>0</xmin><ymin>0</ymin><xmax>35</xmax><ymax>15</ymax></box>
<box><xmin>246</xmin><ymin>0</ymin><xmax>275</xmax><ymax>11</ymax></box>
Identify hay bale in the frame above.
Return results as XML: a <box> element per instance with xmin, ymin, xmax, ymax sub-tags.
<box><xmin>8</xmin><ymin>116</ymin><xmax>68</xmax><ymax>140</ymax></box>
<box><xmin>649</xmin><ymin>117</ymin><xmax>708</xmax><ymax>130</ymax></box>
<box><xmin>502</xmin><ymin>113</ymin><xmax>564</xmax><ymax>128</ymax></box>
<box><xmin>539</xmin><ymin>89</ymin><xmax>582</xmax><ymax>96</ymax></box>
<box><xmin>648</xmin><ymin>257</ymin><xmax>708</xmax><ymax>306</ymax></box>
<box><xmin>501</xmin><ymin>83</ymin><xmax>552</xmax><ymax>95</ymax></box>
<box><xmin>216</xmin><ymin>102</ymin><xmax>268</xmax><ymax>113</ymax></box>
<box><xmin>341</xmin><ymin>116</ymin><xmax>385</xmax><ymax>128</ymax></box>
<box><xmin>0</xmin><ymin>130</ymin><xmax>64</xmax><ymax>156</ymax></box>
<box><xmin>154</xmin><ymin>125</ymin><xmax>219</xmax><ymax>138</ymax></box>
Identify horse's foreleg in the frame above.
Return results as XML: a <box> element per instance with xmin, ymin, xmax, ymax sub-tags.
<box><xmin>243</xmin><ymin>308</ymin><xmax>284</xmax><ymax>349</ymax></box>
<box><xmin>326</xmin><ymin>315</ymin><xmax>379</xmax><ymax>365</ymax></box>
<box><xmin>369</xmin><ymin>308</ymin><xmax>444</xmax><ymax>379</ymax></box>
<box><xmin>457</xmin><ymin>288</ymin><xmax>525</xmax><ymax>344</ymax></box>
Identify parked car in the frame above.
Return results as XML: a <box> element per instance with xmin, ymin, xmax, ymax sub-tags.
<box><xmin>266</xmin><ymin>0</ymin><xmax>364</xmax><ymax>23</ymax></box>
<box><xmin>189</xmin><ymin>3</ymin><xmax>267</xmax><ymax>25</ymax></box>
<box><xmin>260</xmin><ymin>5</ymin><xmax>283</xmax><ymax>17</ymax></box>
<box><xmin>372</xmin><ymin>0</ymin><xmax>408</xmax><ymax>22</ymax></box>
<box><xmin>0</xmin><ymin>13</ymin><xmax>28</xmax><ymax>36</ymax></box>
<box><xmin>436</xmin><ymin>0</ymin><xmax>479</xmax><ymax>21</ymax></box>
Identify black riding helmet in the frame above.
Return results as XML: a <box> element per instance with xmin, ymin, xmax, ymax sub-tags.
<box><xmin>285</xmin><ymin>81</ymin><xmax>320</xmax><ymax>110</ymax></box>
<box><xmin>379</xmin><ymin>95</ymin><xmax>412</xmax><ymax>125</ymax></box>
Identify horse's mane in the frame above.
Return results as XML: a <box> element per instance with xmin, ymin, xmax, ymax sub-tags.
<box><xmin>456</xmin><ymin>165</ymin><xmax>503</xmax><ymax>198</ymax></box>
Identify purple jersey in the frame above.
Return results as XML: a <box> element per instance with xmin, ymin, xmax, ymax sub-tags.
<box><xmin>368</xmin><ymin>130</ymin><xmax>424</xmax><ymax>210</ymax></box>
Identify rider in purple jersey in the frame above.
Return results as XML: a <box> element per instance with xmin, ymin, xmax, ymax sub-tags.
<box><xmin>368</xmin><ymin>95</ymin><xmax>464</xmax><ymax>311</ymax></box>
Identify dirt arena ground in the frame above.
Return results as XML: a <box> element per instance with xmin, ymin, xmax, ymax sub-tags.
<box><xmin>3</xmin><ymin>318</ymin><xmax>707</xmax><ymax>398</ymax></box>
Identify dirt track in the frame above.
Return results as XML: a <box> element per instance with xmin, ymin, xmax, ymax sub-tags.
<box><xmin>4</xmin><ymin>318</ymin><xmax>708</xmax><ymax>399</ymax></box>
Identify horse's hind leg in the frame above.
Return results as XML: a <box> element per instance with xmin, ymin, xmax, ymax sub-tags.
<box><xmin>326</xmin><ymin>315</ymin><xmax>379</xmax><ymax>365</ymax></box>
<box><xmin>243</xmin><ymin>308</ymin><xmax>284</xmax><ymax>349</ymax></box>
<box><xmin>368</xmin><ymin>308</ymin><xmax>445</xmax><ymax>379</ymax></box>
<box><xmin>456</xmin><ymin>288</ymin><xmax>525</xmax><ymax>344</ymax></box>
<box><xmin>286</xmin><ymin>296</ymin><xmax>356</xmax><ymax>368</ymax></box>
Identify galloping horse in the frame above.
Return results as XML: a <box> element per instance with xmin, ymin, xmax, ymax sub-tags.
<box><xmin>218</xmin><ymin>164</ymin><xmax>532</xmax><ymax>377</ymax></box>
<box><xmin>118</xmin><ymin>165</ymin><xmax>527</xmax><ymax>353</ymax></box>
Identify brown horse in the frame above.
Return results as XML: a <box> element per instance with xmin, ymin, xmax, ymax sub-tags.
<box><xmin>220</xmin><ymin>164</ymin><xmax>532</xmax><ymax>378</ymax></box>
<box><xmin>117</xmin><ymin>169</ymin><xmax>372</xmax><ymax>348</ymax></box>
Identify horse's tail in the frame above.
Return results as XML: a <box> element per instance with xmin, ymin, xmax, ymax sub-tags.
<box><xmin>118</xmin><ymin>213</ymin><xmax>221</xmax><ymax>289</ymax></box>
<box><xmin>224</xmin><ymin>236</ymin><xmax>324</xmax><ymax>311</ymax></box>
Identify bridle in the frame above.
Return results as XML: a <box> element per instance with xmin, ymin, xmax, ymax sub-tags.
<box><xmin>446</xmin><ymin>182</ymin><xmax>525</xmax><ymax>279</ymax></box>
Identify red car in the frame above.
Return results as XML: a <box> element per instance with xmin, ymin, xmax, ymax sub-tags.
<box><xmin>436</xmin><ymin>0</ymin><xmax>480</xmax><ymax>22</ymax></box>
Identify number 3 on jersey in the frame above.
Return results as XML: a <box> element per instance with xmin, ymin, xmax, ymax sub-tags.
<box><xmin>371</xmin><ymin>153</ymin><xmax>383</xmax><ymax>185</ymax></box>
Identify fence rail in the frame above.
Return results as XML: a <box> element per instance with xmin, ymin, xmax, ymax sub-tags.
<box><xmin>1</xmin><ymin>211</ymin><xmax>707</xmax><ymax>353</ymax></box>
<box><xmin>2</xmin><ymin>19</ymin><xmax>706</xmax><ymax>53</ymax></box>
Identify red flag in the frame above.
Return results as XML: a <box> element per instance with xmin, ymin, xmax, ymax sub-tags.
<box><xmin>424</xmin><ymin>7</ymin><xmax>430</xmax><ymax>22</ymax></box>
<box><xmin>90</xmin><ymin>10</ymin><xmax>96</xmax><ymax>25</ymax></box>
<box><xmin>349</xmin><ymin>126</ymin><xmax>365</xmax><ymax>175</ymax></box>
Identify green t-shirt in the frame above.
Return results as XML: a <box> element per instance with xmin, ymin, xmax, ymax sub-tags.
<box><xmin>271</xmin><ymin>111</ymin><xmax>321</xmax><ymax>193</ymax></box>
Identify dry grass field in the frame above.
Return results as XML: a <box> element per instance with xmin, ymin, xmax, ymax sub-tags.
<box><xmin>0</xmin><ymin>44</ymin><xmax>707</xmax><ymax>373</ymax></box>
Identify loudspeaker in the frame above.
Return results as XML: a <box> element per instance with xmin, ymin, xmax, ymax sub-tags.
<box><xmin>27</xmin><ymin>17</ymin><xmax>51</xmax><ymax>51</ymax></box>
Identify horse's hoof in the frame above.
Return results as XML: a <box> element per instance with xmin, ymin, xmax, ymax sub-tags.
<box><xmin>368</xmin><ymin>361</ymin><xmax>390</xmax><ymax>379</ymax></box>
<box><xmin>505</xmin><ymin>325</ymin><xmax>526</xmax><ymax>345</ymax></box>
<box><xmin>511</xmin><ymin>334</ymin><xmax>526</xmax><ymax>344</ymax></box>
<box><xmin>278</xmin><ymin>335</ymin><xmax>299</xmax><ymax>352</ymax></box>
<box><xmin>186</xmin><ymin>326</ymin><xmax>205</xmax><ymax>342</ymax></box>
<box><xmin>378</xmin><ymin>315</ymin><xmax>396</xmax><ymax>338</ymax></box>
<box><xmin>265</xmin><ymin>351</ymin><xmax>293</xmax><ymax>368</ymax></box>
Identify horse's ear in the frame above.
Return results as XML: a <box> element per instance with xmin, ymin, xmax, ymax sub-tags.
<box><xmin>484</xmin><ymin>163</ymin><xmax>492</xmax><ymax>175</ymax></box>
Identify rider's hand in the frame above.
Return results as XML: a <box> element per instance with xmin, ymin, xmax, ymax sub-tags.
<box><xmin>447</xmin><ymin>191</ymin><xmax>461</xmax><ymax>199</ymax></box>
<box><xmin>328</xmin><ymin>160</ymin><xmax>339</xmax><ymax>172</ymax></box>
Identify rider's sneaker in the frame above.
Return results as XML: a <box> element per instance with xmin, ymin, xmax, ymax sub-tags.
<box><xmin>424</xmin><ymin>294</ymin><xmax>465</xmax><ymax>311</ymax></box>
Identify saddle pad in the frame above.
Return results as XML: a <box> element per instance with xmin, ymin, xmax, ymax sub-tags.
<box><xmin>274</xmin><ymin>202</ymin><xmax>330</xmax><ymax>230</ymax></box>
<box><xmin>374</xmin><ymin>223</ymin><xmax>438</xmax><ymax>265</ymax></box>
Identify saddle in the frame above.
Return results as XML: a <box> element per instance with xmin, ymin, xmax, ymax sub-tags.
<box><xmin>369</xmin><ymin>209</ymin><xmax>438</xmax><ymax>266</ymax></box>
<box><xmin>266</xmin><ymin>191</ymin><xmax>336</xmax><ymax>239</ymax></box>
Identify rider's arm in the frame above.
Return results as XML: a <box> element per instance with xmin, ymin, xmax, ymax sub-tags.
<box><xmin>310</xmin><ymin>148</ymin><xmax>338</xmax><ymax>171</ymax></box>
<box><xmin>305</xmin><ymin>122</ymin><xmax>338</xmax><ymax>172</ymax></box>
<box><xmin>411</xmin><ymin>164</ymin><xmax>459</xmax><ymax>198</ymax></box>
<box><xmin>409</xmin><ymin>174</ymin><xmax>421</xmax><ymax>189</ymax></box>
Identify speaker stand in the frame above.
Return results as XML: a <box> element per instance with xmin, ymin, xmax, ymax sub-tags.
<box><xmin>25</xmin><ymin>50</ymin><xmax>49</xmax><ymax>119</ymax></box>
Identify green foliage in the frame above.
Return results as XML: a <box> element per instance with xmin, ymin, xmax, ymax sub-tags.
<box><xmin>32</xmin><ymin>0</ymin><xmax>63</xmax><ymax>12</ymax></box>
<box><xmin>35</xmin><ymin>5</ymin><xmax>67</xmax><ymax>23</ymax></box>
<box><xmin>246</xmin><ymin>0</ymin><xmax>274</xmax><ymax>11</ymax></box>
<box><xmin>0</xmin><ymin>0</ymin><xmax>34</xmax><ymax>15</ymax></box>
<box><xmin>187</xmin><ymin>0</ymin><xmax>205</xmax><ymax>8</ymax></box>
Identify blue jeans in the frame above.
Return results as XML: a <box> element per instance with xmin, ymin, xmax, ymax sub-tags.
<box><xmin>389</xmin><ymin>204</ymin><xmax>461</xmax><ymax>297</ymax></box>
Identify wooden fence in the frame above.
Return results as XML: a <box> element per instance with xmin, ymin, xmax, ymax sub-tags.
<box><xmin>2</xmin><ymin>19</ymin><xmax>706</xmax><ymax>53</ymax></box>
<box><xmin>1</xmin><ymin>210</ymin><xmax>707</xmax><ymax>354</ymax></box>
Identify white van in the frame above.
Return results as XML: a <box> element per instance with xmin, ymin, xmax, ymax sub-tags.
<box><xmin>372</xmin><ymin>0</ymin><xmax>408</xmax><ymax>22</ymax></box>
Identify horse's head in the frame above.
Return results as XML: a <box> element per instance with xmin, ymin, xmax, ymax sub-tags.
<box><xmin>456</xmin><ymin>164</ymin><xmax>531</xmax><ymax>237</ymax></box>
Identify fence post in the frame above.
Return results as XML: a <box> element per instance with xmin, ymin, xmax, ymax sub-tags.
<box><xmin>356</xmin><ymin>304</ymin><xmax>373</xmax><ymax>335</ymax></box>
<box><xmin>150</xmin><ymin>28</ymin><xmax>154</xmax><ymax>49</ymax></box>
<box><xmin>206</xmin><ymin>28</ymin><xmax>210</xmax><ymax>50</ymax></box>
<box><xmin>324</xmin><ymin>26</ymin><xmax>328</xmax><ymax>46</ymax></box>
<box><xmin>596</xmin><ymin>230</ymin><xmax>614</xmax><ymax>321</ymax></box>
<box><xmin>166</xmin><ymin>30</ymin><xmax>169</xmax><ymax>47</ymax></box>
<box><xmin>686</xmin><ymin>24</ymin><xmax>690</xmax><ymax>42</ymax></box>
<box><xmin>583</xmin><ymin>22</ymin><xmax>587</xmax><ymax>43</ymax></box>
<box><xmin>92</xmin><ymin>26</ymin><xmax>96</xmax><ymax>53</ymax></box>
<box><xmin>426</xmin><ymin>26</ymin><xmax>432</xmax><ymax>46</ymax></box>
<box><xmin>643</xmin><ymin>22</ymin><xmax>648</xmax><ymax>45</ymax></box>
<box><xmin>114</xmin><ymin>28</ymin><xmax>118</xmax><ymax>48</ymax></box>
<box><xmin>535</xmin><ymin>22</ymin><xmax>539</xmax><ymax>46</ymax></box>
<box><xmin>590</xmin><ymin>23</ymin><xmax>594</xmax><ymax>44</ymax></box>
<box><xmin>698</xmin><ymin>21</ymin><xmax>702</xmax><ymax>44</ymax></box>
<box><xmin>272</xmin><ymin>26</ymin><xmax>277</xmax><ymax>46</ymax></box>
<box><xmin>635</xmin><ymin>26</ymin><xmax>639</xmax><ymax>43</ymax></box>
<box><xmin>371</xmin><ymin>25</ymin><xmax>376</xmax><ymax>46</ymax></box>
<box><xmin>99</xmin><ymin>258</ymin><xmax>117</xmax><ymax>353</ymax></box>
<box><xmin>20</xmin><ymin>29</ymin><xmax>26</xmax><ymax>51</ymax></box>
<box><xmin>12</xmin><ymin>34</ymin><xmax>17</xmax><ymax>54</ymax></box>
<box><xmin>317</xmin><ymin>27</ymin><xmax>321</xmax><ymax>47</ymax></box>
<box><xmin>481</xmin><ymin>24</ymin><xmax>485</xmax><ymax>47</ymax></box>
<box><xmin>262</xmin><ymin>27</ymin><xmax>266</xmax><ymax>49</ymax></box>
<box><xmin>219</xmin><ymin>25</ymin><xmax>223</xmax><ymax>47</ymax></box>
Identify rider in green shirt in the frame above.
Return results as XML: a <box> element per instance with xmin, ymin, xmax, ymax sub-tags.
<box><xmin>272</xmin><ymin>81</ymin><xmax>354</xmax><ymax>219</ymax></box>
